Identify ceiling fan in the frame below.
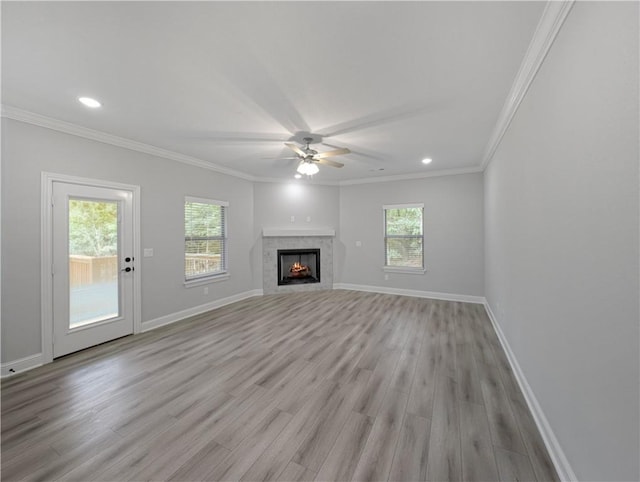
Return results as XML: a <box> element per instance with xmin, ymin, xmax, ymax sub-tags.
<box><xmin>284</xmin><ymin>137</ymin><xmax>350</xmax><ymax>175</ymax></box>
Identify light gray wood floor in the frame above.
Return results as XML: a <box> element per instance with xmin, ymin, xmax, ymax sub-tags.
<box><xmin>1</xmin><ymin>290</ymin><xmax>558</xmax><ymax>481</ymax></box>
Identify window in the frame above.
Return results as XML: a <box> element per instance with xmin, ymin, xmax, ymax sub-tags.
<box><xmin>184</xmin><ymin>197</ymin><xmax>228</xmax><ymax>281</ymax></box>
<box><xmin>383</xmin><ymin>203</ymin><xmax>424</xmax><ymax>272</ymax></box>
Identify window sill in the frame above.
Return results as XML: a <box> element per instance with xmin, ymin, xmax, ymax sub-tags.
<box><xmin>382</xmin><ymin>266</ymin><xmax>426</xmax><ymax>275</ymax></box>
<box><xmin>184</xmin><ymin>273</ymin><xmax>229</xmax><ymax>288</ymax></box>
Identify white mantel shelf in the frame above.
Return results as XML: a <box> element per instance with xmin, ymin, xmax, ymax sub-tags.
<box><xmin>262</xmin><ymin>227</ymin><xmax>335</xmax><ymax>237</ymax></box>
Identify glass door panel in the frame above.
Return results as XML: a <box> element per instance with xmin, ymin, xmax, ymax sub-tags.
<box><xmin>68</xmin><ymin>198</ymin><xmax>120</xmax><ymax>328</ymax></box>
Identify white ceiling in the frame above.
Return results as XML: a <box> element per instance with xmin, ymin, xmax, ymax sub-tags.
<box><xmin>2</xmin><ymin>1</ymin><xmax>545</xmax><ymax>183</ymax></box>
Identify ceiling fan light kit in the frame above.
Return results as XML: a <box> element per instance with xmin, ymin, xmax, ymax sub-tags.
<box><xmin>297</xmin><ymin>160</ymin><xmax>319</xmax><ymax>176</ymax></box>
<box><xmin>285</xmin><ymin>136</ymin><xmax>349</xmax><ymax>176</ymax></box>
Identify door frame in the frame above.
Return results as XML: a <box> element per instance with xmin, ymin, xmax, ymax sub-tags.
<box><xmin>41</xmin><ymin>172</ymin><xmax>142</xmax><ymax>363</ymax></box>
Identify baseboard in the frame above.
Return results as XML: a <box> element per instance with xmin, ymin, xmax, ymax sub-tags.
<box><xmin>141</xmin><ymin>289</ymin><xmax>263</xmax><ymax>333</ymax></box>
<box><xmin>333</xmin><ymin>283</ymin><xmax>486</xmax><ymax>304</ymax></box>
<box><xmin>483</xmin><ymin>302</ymin><xmax>577</xmax><ymax>482</ymax></box>
<box><xmin>1</xmin><ymin>353</ymin><xmax>44</xmax><ymax>378</ymax></box>
<box><xmin>2</xmin><ymin>286</ymin><xmax>480</xmax><ymax>378</ymax></box>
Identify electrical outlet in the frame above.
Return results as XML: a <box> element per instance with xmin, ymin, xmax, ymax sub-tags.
<box><xmin>203</xmin><ymin>287</ymin><xmax>209</xmax><ymax>295</ymax></box>
<box><xmin>306</xmin><ymin>216</ymin><xmax>311</xmax><ymax>222</ymax></box>
<box><xmin>290</xmin><ymin>216</ymin><xmax>295</xmax><ymax>223</ymax></box>
<box><xmin>384</xmin><ymin>273</ymin><xmax>389</xmax><ymax>280</ymax></box>
<box><xmin>355</xmin><ymin>241</ymin><xmax>362</xmax><ymax>247</ymax></box>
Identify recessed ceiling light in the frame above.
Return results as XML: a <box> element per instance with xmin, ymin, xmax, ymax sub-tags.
<box><xmin>294</xmin><ymin>174</ymin><xmax>302</xmax><ymax>179</ymax></box>
<box><xmin>78</xmin><ymin>97</ymin><xmax>101</xmax><ymax>108</ymax></box>
<box><xmin>421</xmin><ymin>158</ymin><xmax>433</xmax><ymax>165</ymax></box>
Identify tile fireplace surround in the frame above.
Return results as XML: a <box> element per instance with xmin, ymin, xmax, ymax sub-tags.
<box><xmin>262</xmin><ymin>228</ymin><xmax>334</xmax><ymax>295</ymax></box>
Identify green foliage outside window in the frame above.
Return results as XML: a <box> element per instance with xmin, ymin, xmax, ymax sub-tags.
<box><xmin>69</xmin><ymin>199</ymin><xmax>118</xmax><ymax>257</ymax></box>
<box><xmin>384</xmin><ymin>207</ymin><xmax>423</xmax><ymax>268</ymax></box>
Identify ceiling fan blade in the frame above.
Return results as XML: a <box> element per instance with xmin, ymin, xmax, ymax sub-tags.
<box><xmin>315</xmin><ymin>147</ymin><xmax>351</xmax><ymax>159</ymax></box>
<box><xmin>322</xmin><ymin>142</ymin><xmax>385</xmax><ymax>164</ymax></box>
<box><xmin>261</xmin><ymin>156</ymin><xmax>299</xmax><ymax>160</ymax></box>
<box><xmin>284</xmin><ymin>142</ymin><xmax>306</xmax><ymax>157</ymax></box>
<box><xmin>316</xmin><ymin>158</ymin><xmax>344</xmax><ymax>168</ymax></box>
<box><xmin>317</xmin><ymin>101</ymin><xmax>446</xmax><ymax>138</ymax></box>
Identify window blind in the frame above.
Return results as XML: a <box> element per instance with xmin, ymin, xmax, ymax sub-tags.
<box><xmin>184</xmin><ymin>197</ymin><xmax>228</xmax><ymax>280</ymax></box>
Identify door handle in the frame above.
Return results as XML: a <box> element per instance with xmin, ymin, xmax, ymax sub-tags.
<box><xmin>121</xmin><ymin>267</ymin><xmax>133</xmax><ymax>272</ymax></box>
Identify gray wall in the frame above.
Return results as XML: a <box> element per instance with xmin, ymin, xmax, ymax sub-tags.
<box><xmin>3</xmin><ymin>122</ymin><xmax>485</xmax><ymax>365</ymax></box>
<box><xmin>484</xmin><ymin>2</ymin><xmax>639</xmax><ymax>480</ymax></box>
<box><xmin>339</xmin><ymin>173</ymin><xmax>484</xmax><ymax>296</ymax></box>
<box><xmin>1</xmin><ymin>119</ymin><xmax>255</xmax><ymax>362</ymax></box>
<box><xmin>251</xmin><ymin>182</ymin><xmax>341</xmax><ymax>289</ymax></box>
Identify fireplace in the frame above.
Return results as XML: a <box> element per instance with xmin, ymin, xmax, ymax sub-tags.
<box><xmin>262</xmin><ymin>231</ymin><xmax>333</xmax><ymax>294</ymax></box>
<box><xmin>277</xmin><ymin>249</ymin><xmax>320</xmax><ymax>285</ymax></box>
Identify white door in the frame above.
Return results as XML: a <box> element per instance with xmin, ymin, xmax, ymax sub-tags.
<box><xmin>52</xmin><ymin>182</ymin><xmax>135</xmax><ymax>358</ymax></box>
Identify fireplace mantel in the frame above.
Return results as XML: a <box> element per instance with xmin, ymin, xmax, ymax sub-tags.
<box><xmin>262</xmin><ymin>227</ymin><xmax>335</xmax><ymax>237</ymax></box>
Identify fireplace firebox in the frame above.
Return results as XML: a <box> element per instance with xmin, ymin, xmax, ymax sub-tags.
<box><xmin>277</xmin><ymin>249</ymin><xmax>320</xmax><ymax>285</ymax></box>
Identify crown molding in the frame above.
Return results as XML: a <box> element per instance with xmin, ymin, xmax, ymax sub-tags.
<box><xmin>250</xmin><ymin>167</ymin><xmax>484</xmax><ymax>187</ymax></box>
<box><xmin>253</xmin><ymin>175</ymin><xmax>339</xmax><ymax>186</ymax></box>
<box><xmin>2</xmin><ymin>3</ymin><xmax>574</xmax><ymax>184</ymax></box>
<box><xmin>1</xmin><ymin>105</ymin><xmax>256</xmax><ymax>181</ymax></box>
<box><xmin>2</xmin><ymin>106</ymin><xmax>481</xmax><ymax>186</ymax></box>
<box><xmin>481</xmin><ymin>0</ymin><xmax>575</xmax><ymax>170</ymax></box>
<box><xmin>338</xmin><ymin>166</ymin><xmax>484</xmax><ymax>186</ymax></box>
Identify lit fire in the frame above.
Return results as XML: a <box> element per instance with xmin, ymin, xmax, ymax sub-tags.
<box><xmin>290</xmin><ymin>262</ymin><xmax>308</xmax><ymax>273</ymax></box>
<box><xmin>289</xmin><ymin>262</ymin><xmax>311</xmax><ymax>278</ymax></box>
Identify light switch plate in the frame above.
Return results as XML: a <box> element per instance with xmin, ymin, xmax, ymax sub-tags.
<box><xmin>143</xmin><ymin>248</ymin><xmax>154</xmax><ymax>257</ymax></box>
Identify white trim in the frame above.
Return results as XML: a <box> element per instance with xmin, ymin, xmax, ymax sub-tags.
<box><xmin>2</xmin><ymin>107</ymin><xmax>485</xmax><ymax>186</ymax></box>
<box><xmin>483</xmin><ymin>302</ymin><xmax>577</xmax><ymax>482</ymax></box>
<box><xmin>382</xmin><ymin>203</ymin><xmax>424</xmax><ymax>210</ymax></box>
<box><xmin>333</xmin><ymin>283</ymin><xmax>485</xmax><ymax>304</ymax></box>
<box><xmin>1</xmin><ymin>353</ymin><xmax>43</xmax><ymax>378</ymax></box>
<box><xmin>0</xmin><ymin>97</ymin><xmax>2</xmax><ymax>382</ymax></box>
<box><xmin>339</xmin><ymin>167</ymin><xmax>484</xmax><ymax>186</ymax></box>
<box><xmin>184</xmin><ymin>196</ymin><xmax>229</xmax><ymax>281</ymax></box>
<box><xmin>382</xmin><ymin>266</ymin><xmax>426</xmax><ymax>275</ymax></box>
<box><xmin>2</xmin><ymin>0</ymin><xmax>578</xmax><ymax>190</ymax></box>
<box><xmin>257</xmin><ymin>177</ymin><xmax>340</xmax><ymax>186</ymax></box>
<box><xmin>3</xmin><ymin>106</ymin><xmax>254</xmax><ymax>181</ymax></box>
<box><xmin>41</xmin><ymin>174</ymin><xmax>54</xmax><ymax>364</ymax></box>
<box><xmin>481</xmin><ymin>0</ymin><xmax>575</xmax><ymax>169</ymax></box>
<box><xmin>41</xmin><ymin>172</ymin><xmax>142</xmax><ymax>364</ymax></box>
<box><xmin>262</xmin><ymin>227</ymin><xmax>335</xmax><ymax>237</ymax></box>
<box><xmin>185</xmin><ymin>196</ymin><xmax>229</xmax><ymax>207</ymax></box>
<box><xmin>1</xmin><ymin>289</ymin><xmax>263</xmax><ymax>376</ymax></box>
<box><xmin>383</xmin><ymin>204</ymin><xmax>425</xmax><ymax>272</ymax></box>
<box><xmin>141</xmin><ymin>289</ymin><xmax>263</xmax><ymax>333</ymax></box>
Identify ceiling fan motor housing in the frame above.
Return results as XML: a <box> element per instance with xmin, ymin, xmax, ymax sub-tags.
<box><xmin>303</xmin><ymin>137</ymin><xmax>318</xmax><ymax>157</ymax></box>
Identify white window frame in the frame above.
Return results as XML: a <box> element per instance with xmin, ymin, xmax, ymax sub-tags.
<box><xmin>184</xmin><ymin>196</ymin><xmax>229</xmax><ymax>285</ymax></box>
<box><xmin>383</xmin><ymin>203</ymin><xmax>426</xmax><ymax>274</ymax></box>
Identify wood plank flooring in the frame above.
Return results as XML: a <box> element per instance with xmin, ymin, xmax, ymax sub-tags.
<box><xmin>1</xmin><ymin>290</ymin><xmax>559</xmax><ymax>481</ymax></box>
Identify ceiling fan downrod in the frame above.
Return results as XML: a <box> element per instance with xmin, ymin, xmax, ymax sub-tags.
<box><xmin>303</xmin><ymin>137</ymin><xmax>317</xmax><ymax>157</ymax></box>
